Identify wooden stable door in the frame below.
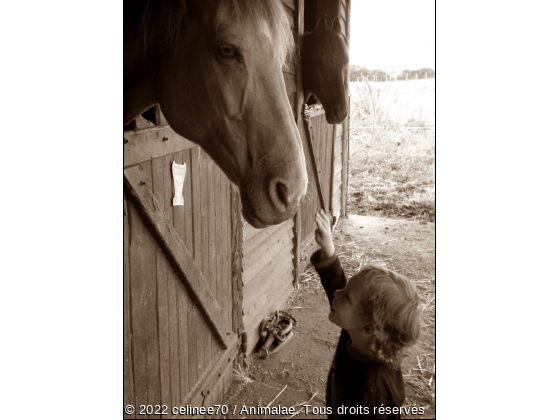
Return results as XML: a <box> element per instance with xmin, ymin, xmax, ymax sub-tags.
<box><xmin>123</xmin><ymin>126</ymin><xmax>241</xmax><ymax>418</ymax></box>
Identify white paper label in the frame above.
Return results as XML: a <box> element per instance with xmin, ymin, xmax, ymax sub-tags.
<box><xmin>172</xmin><ymin>161</ymin><xmax>187</xmax><ymax>206</ymax></box>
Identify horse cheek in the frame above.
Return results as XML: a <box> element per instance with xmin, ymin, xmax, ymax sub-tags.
<box><xmin>219</xmin><ymin>67</ymin><xmax>249</xmax><ymax>120</ymax></box>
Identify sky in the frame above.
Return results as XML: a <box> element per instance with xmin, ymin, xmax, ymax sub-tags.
<box><xmin>349</xmin><ymin>0</ymin><xmax>435</xmax><ymax>74</ymax></box>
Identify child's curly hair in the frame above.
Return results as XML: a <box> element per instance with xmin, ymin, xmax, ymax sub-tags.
<box><xmin>354</xmin><ymin>265</ymin><xmax>422</xmax><ymax>369</ymax></box>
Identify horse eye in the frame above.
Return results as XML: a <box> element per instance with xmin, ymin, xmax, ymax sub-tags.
<box><xmin>218</xmin><ymin>45</ymin><xmax>237</xmax><ymax>60</ymax></box>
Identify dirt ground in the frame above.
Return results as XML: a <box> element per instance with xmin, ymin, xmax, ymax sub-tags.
<box><xmin>219</xmin><ymin>214</ymin><xmax>435</xmax><ymax>419</ymax></box>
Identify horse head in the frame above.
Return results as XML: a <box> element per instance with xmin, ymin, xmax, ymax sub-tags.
<box><xmin>124</xmin><ymin>0</ymin><xmax>307</xmax><ymax>228</ymax></box>
<box><xmin>302</xmin><ymin>16</ymin><xmax>349</xmax><ymax>124</ymax></box>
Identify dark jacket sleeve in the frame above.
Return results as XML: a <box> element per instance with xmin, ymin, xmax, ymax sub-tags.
<box><xmin>310</xmin><ymin>250</ymin><xmax>347</xmax><ymax>306</ymax></box>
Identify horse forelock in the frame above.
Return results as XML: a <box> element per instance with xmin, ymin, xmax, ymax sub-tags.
<box><xmin>219</xmin><ymin>0</ymin><xmax>295</xmax><ymax>66</ymax></box>
<box><xmin>125</xmin><ymin>0</ymin><xmax>294</xmax><ymax>65</ymax></box>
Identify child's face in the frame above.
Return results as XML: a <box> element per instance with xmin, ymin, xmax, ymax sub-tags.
<box><xmin>328</xmin><ymin>276</ymin><xmax>368</xmax><ymax>333</ymax></box>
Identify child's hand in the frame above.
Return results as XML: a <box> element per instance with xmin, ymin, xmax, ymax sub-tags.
<box><xmin>315</xmin><ymin>210</ymin><xmax>335</xmax><ymax>259</ymax></box>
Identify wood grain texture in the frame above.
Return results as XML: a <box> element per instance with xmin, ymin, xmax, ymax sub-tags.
<box><xmin>163</xmin><ymin>155</ymin><xmax>181</xmax><ymax>409</ymax></box>
<box><xmin>199</xmin><ymin>153</ymin><xmax>212</xmax><ymax>370</ymax></box>
<box><xmin>152</xmin><ymin>157</ymin><xmax>171</xmax><ymax>409</ymax></box>
<box><xmin>231</xmin><ymin>187</ymin><xmax>244</xmax><ymax>335</ymax></box>
<box><xmin>303</xmin><ymin>115</ymin><xmax>326</xmax><ymax>211</ymax></box>
<box><xmin>242</xmin><ymin>221</ymin><xmax>294</xmax><ymax>276</ymax></box>
<box><xmin>124</xmin><ymin>126</ymin><xmax>196</xmax><ymax>168</ymax></box>
<box><xmin>242</xmin><ymin>218</ymin><xmax>286</xmax><ymax>244</ymax></box>
<box><xmin>222</xmin><ymin>175</ymin><xmax>232</xmax><ymax>330</ymax></box>
<box><xmin>242</xmin><ymin>237</ymin><xmax>294</xmax><ymax>288</ymax></box>
<box><xmin>214</xmin><ymin>165</ymin><xmax>224</xmax><ymax>321</ymax></box>
<box><xmin>124</xmin><ymin>164</ymin><xmax>234</xmax><ymax>349</ymax></box>
<box><xmin>341</xmin><ymin>112</ymin><xmax>349</xmax><ymax>216</ymax></box>
<box><xmin>172</xmin><ymin>341</ymin><xmax>238</xmax><ymax>418</ymax></box>
<box><xmin>128</xmin><ymin>162</ymin><xmax>162</xmax><ymax>415</ymax></box>
<box><xmin>123</xmin><ymin>195</ymin><xmax>134</xmax><ymax>408</ymax></box>
<box><xmin>242</xmin><ymin>259</ymin><xmax>294</xmax><ymax>324</ymax></box>
<box><xmin>242</xmin><ymin>246</ymin><xmax>294</xmax><ymax>311</ymax></box>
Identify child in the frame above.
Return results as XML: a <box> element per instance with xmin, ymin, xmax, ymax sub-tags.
<box><xmin>312</xmin><ymin>210</ymin><xmax>422</xmax><ymax>419</ymax></box>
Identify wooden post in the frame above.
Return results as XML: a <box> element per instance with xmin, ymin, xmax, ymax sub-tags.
<box><xmin>341</xmin><ymin>98</ymin><xmax>350</xmax><ymax>217</ymax></box>
<box><xmin>230</xmin><ymin>186</ymin><xmax>243</xmax><ymax>336</ymax></box>
<box><xmin>293</xmin><ymin>0</ymin><xmax>305</xmax><ymax>287</ymax></box>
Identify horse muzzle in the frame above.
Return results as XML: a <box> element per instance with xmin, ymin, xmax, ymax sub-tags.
<box><xmin>240</xmin><ymin>167</ymin><xmax>307</xmax><ymax>228</ymax></box>
<box><xmin>326</xmin><ymin>105</ymin><xmax>348</xmax><ymax>124</ymax></box>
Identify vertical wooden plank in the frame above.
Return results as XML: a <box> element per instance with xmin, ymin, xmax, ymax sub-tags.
<box><xmin>324</xmin><ymin>119</ymin><xmax>332</xmax><ymax>211</ymax></box>
<box><xmin>293</xmin><ymin>209</ymin><xmax>302</xmax><ymax>283</ymax></box>
<box><xmin>199</xmin><ymin>152</ymin><xmax>212</xmax><ymax>370</ymax></box>
<box><xmin>221</xmin><ymin>174</ymin><xmax>230</xmax><ymax>329</ymax></box>
<box><xmin>129</xmin><ymin>200</ymin><xmax>148</xmax><ymax>414</ymax></box>
<box><xmin>177</xmin><ymin>278</ymin><xmax>190</xmax><ymax>407</ymax></box>
<box><xmin>129</xmin><ymin>161</ymin><xmax>161</xmax><ymax>417</ymax></box>
<box><xmin>323</xmin><ymin>121</ymin><xmax>330</xmax><ymax>212</ymax></box>
<box><xmin>207</xmin><ymin>160</ymin><xmax>217</xmax><ymax>364</ymax></box>
<box><xmin>292</xmin><ymin>0</ymin><xmax>305</xmax><ymax>286</ymax></box>
<box><xmin>171</xmin><ymin>152</ymin><xmax>190</xmax><ymax>404</ymax></box>
<box><xmin>183</xmin><ymin>149</ymin><xmax>194</xmax><ymax>255</ymax></box>
<box><xmin>315</xmin><ymin>115</ymin><xmax>324</xmax><ymax>214</ymax></box>
<box><xmin>200</xmin><ymin>152</ymin><xmax>210</xmax><ymax>279</ymax></box>
<box><xmin>217</xmin><ymin>374</ymin><xmax>224</xmax><ymax>415</ymax></box>
<box><xmin>179</xmin><ymin>148</ymin><xmax>197</xmax><ymax>392</ymax></box>
<box><xmin>145</xmin><ymin>161</ymin><xmax>162</xmax><ymax>419</ymax></box>
<box><xmin>327</xmin><ymin>123</ymin><xmax>334</xmax><ymax>212</ymax></box>
<box><xmin>190</xmin><ymin>148</ymin><xmax>203</xmax><ymax>276</ymax></box>
<box><xmin>343</xmin><ymin>0</ymin><xmax>352</xmax><ymax>217</ymax></box>
<box><xmin>230</xmin><ymin>184</ymin><xmax>243</xmax><ymax>336</ymax></box>
<box><xmin>341</xmin><ymin>119</ymin><xmax>349</xmax><ymax>216</ymax></box>
<box><xmin>329</xmin><ymin>126</ymin><xmax>336</xmax><ymax>213</ymax></box>
<box><xmin>223</xmin><ymin>177</ymin><xmax>233</xmax><ymax>331</ymax></box>
<box><xmin>163</xmin><ymin>154</ymin><xmax>181</xmax><ymax>409</ymax></box>
<box><xmin>152</xmin><ymin>158</ymin><xmax>170</xmax><ymax>410</ymax></box>
<box><xmin>123</xmin><ymin>195</ymin><xmax>134</xmax><ymax>408</ymax></box>
<box><xmin>190</xmin><ymin>148</ymin><xmax>206</xmax><ymax>382</ymax></box>
<box><xmin>214</xmin><ymin>167</ymin><xmax>223</xmax><ymax>317</ymax></box>
<box><xmin>320</xmin><ymin>118</ymin><xmax>328</xmax><ymax>212</ymax></box>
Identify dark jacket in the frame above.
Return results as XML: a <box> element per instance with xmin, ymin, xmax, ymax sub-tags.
<box><xmin>311</xmin><ymin>251</ymin><xmax>406</xmax><ymax>419</ymax></box>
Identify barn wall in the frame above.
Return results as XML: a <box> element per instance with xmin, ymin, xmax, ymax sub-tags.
<box><xmin>241</xmin><ymin>219</ymin><xmax>296</xmax><ymax>353</ymax></box>
<box><xmin>124</xmin><ymin>140</ymin><xmax>237</xmax><ymax>417</ymax></box>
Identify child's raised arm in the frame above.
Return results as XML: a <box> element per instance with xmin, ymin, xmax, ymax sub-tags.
<box><xmin>315</xmin><ymin>210</ymin><xmax>335</xmax><ymax>261</ymax></box>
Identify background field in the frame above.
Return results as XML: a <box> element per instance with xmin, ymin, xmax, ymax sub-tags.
<box><xmin>348</xmin><ymin>79</ymin><xmax>435</xmax><ymax>222</ymax></box>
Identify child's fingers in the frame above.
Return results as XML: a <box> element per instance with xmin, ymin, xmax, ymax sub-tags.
<box><xmin>320</xmin><ymin>211</ymin><xmax>331</xmax><ymax>228</ymax></box>
<box><xmin>316</xmin><ymin>213</ymin><xmax>329</xmax><ymax>231</ymax></box>
<box><xmin>317</xmin><ymin>210</ymin><xmax>326</xmax><ymax>225</ymax></box>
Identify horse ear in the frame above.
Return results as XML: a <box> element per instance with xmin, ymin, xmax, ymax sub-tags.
<box><xmin>332</xmin><ymin>16</ymin><xmax>342</xmax><ymax>34</ymax></box>
<box><xmin>314</xmin><ymin>15</ymin><xmax>328</xmax><ymax>32</ymax></box>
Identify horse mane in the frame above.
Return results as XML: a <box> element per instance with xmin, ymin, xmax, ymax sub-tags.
<box><xmin>124</xmin><ymin>0</ymin><xmax>295</xmax><ymax>66</ymax></box>
<box><xmin>304</xmin><ymin>27</ymin><xmax>348</xmax><ymax>67</ymax></box>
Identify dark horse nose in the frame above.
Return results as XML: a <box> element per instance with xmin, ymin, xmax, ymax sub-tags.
<box><xmin>332</xmin><ymin>106</ymin><xmax>348</xmax><ymax>123</ymax></box>
<box><xmin>268</xmin><ymin>178</ymin><xmax>301</xmax><ymax>216</ymax></box>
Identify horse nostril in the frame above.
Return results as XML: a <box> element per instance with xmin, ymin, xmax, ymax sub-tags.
<box><xmin>332</xmin><ymin>107</ymin><xmax>340</xmax><ymax>119</ymax></box>
<box><xmin>269</xmin><ymin>179</ymin><xmax>291</xmax><ymax>212</ymax></box>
